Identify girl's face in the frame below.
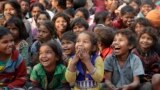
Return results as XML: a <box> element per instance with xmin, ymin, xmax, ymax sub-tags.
<box><xmin>104</xmin><ymin>0</ymin><xmax>118</xmax><ymax>10</ymax></box>
<box><xmin>20</xmin><ymin>1</ymin><xmax>29</xmax><ymax>13</ymax></box>
<box><xmin>37</xmin><ymin>14</ymin><xmax>49</xmax><ymax>25</ymax></box>
<box><xmin>39</xmin><ymin>45</ymin><xmax>57</xmax><ymax>68</ymax></box>
<box><xmin>74</xmin><ymin>11</ymin><xmax>85</xmax><ymax>19</ymax></box>
<box><xmin>0</xmin><ymin>34</ymin><xmax>14</xmax><ymax>55</ymax></box>
<box><xmin>6</xmin><ymin>24</ymin><xmax>19</xmax><ymax>40</ymax></box>
<box><xmin>55</xmin><ymin>17</ymin><xmax>67</xmax><ymax>33</ymax></box>
<box><xmin>75</xmin><ymin>33</ymin><xmax>92</xmax><ymax>53</ymax></box>
<box><xmin>4</xmin><ymin>4</ymin><xmax>17</xmax><ymax>20</ymax></box>
<box><xmin>31</xmin><ymin>6</ymin><xmax>42</xmax><ymax>19</ymax></box>
<box><xmin>73</xmin><ymin>25</ymin><xmax>86</xmax><ymax>35</ymax></box>
<box><xmin>51</xmin><ymin>0</ymin><xmax>58</xmax><ymax>9</ymax></box>
<box><xmin>61</xmin><ymin>39</ymin><xmax>75</xmax><ymax>56</ymax></box>
<box><xmin>135</xmin><ymin>23</ymin><xmax>145</xmax><ymax>36</ymax></box>
<box><xmin>37</xmin><ymin>25</ymin><xmax>51</xmax><ymax>42</ymax></box>
<box><xmin>121</xmin><ymin>13</ymin><xmax>134</xmax><ymax>27</ymax></box>
<box><xmin>112</xmin><ymin>34</ymin><xmax>132</xmax><ymax>56</ymax></box>
<box><xmin>140</xmin><ymin>4</ymin><xmax>152</xmax><ymax>16</ymax></box>
<box><xmin>139</xmin><ymin>33</ymin><xmax>153</xmax><ymax>51</ymax></box>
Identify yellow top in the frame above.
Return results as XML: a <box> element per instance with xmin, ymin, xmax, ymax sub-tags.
<box><xmin>65</xmin><ymin>56</ymin><xmax>104</xmax><ymax>90</ymax></box>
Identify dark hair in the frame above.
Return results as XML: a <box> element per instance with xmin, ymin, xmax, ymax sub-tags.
<box><xmin>141</xmin><ymin>0</ymin><xmax>155</xmax><ymax>8</ymax></box>
<box><xmin>129</xmin><ymin>0</ymin><xmax>141</xmax><ymax>6</ymax></box>
<box><xmin>96</xmin><ymin>27</ymin><xmax>114</xmax><ymax>47</ymax></box>
<box><xmin>78</xmin><ymin>31</ymin><xmax>98</xmax><ymax>53</ymax></box>
<box><xmin>61</xmin><ymin>31</ymin><xmax>76</xmax><ymax>43</ymax></box>
<box><xmin>73</xmin><ymin>0</ymin><xmax>86</xmax><ymax>10</ymax></box>
<box><xmin>30</xmin><ymin>2</ymin><xmax>45</xmax><ymax>12</ymax></box>
<box><xmin>115</xmin><ymin>29</ymin><xmax>136</xmax><ymax>49</ymax></box>
<box><xmin>138</xmin><ymin>27</ymin><xmax>158</xmax><ymax>50</ymax></box>
<box><xmin>121</xmin><ymin>5</ymin><xmax>135</xmax><ymax>16</ymax></box>
<box><xmin>75</xmin><ymin>7</ymin><xmax>89</xmax><ymax>20</ymax></box>
<box><xmin>20</xmin><ymin>0</ymin><xmax>30</xmax><ymax>5</ymax></box>
<box><xmin>38</xmin><ymin>20</ymin><xmax>57</xmax><ymax>38</ymax></box>
<box><xmin>135</xmin><ymin>18</ymin><xmax>151</xmax><ymax>26</ymax></box>
<box><xmin>63</xmin><ymin>8</ymin><xmax>75</xmax><ymax>18</ymax></box>
<box><xmin>2</xmin><ymin>0</ymin><xmax>22</xmax><ymax>19</ymax></box>
<box><xmin>70</xmin><ymin>17</ymin><xmax>89</xmax><ymax>30</ymax></box>
<box><xmin>56</xmin><ymin>0</ymin><xmax>66</xmax><ymax>9</ymax></box>
<box><xmin>39</xmin><ymin>41</ymin><xmax>63</xmax><ymax>64</ymax></box>
<box><xmin>94</xmin><ymin>11</ymin><xmax>110</xmax><ymax>24</ymax></box>
<box><xmin>0</xmin><ymin>26</ymin><xmax>11</xmax><ymax>39</ymax></box>
<box><xmin>37</xmin><ymin>11</ymin><xmax>50</xmax><ymax>20</ymax></box>
<box><xmin>52</xmin><ymin>12</ymin><xmax>70</xmax><ymax>32</ymax></box>
<box><xmin>4</xmin><ymin>17</ymin><xmax>29</xmax><ymax>40</ymax></box>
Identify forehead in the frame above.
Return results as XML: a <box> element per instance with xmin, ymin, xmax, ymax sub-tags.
<box><xmin>77</xmin><ymin>33</ymin><xmax>90</xmax><ymax>39</ymax></box>
<box><xmin>40</xmin><ymin>45</ymin><xmax>52</xmax><ymax>51</ymax></box>
<box><xmin>0</xmin><ymin>34</ymin><xmax>13</xmax><ymax>40</ymax></box>
<box><xmin>4</xmin><ymin>3</ymin><xmax>14</xmax><ymax>8</ymax></box>
<box><xmin>114</xmin><ymin>33</ymin><xmax>128</xmax><ymax>39</ymax></box>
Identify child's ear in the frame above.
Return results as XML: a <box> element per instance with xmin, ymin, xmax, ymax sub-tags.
<box><xmin>128</xmin><ymin>44</ymin><xmax>134</xmax><ymax>50</ymax></box>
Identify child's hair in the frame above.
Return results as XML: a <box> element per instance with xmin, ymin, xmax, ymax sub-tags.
<box><xmin>38</xmin><ymin>20</ymin><xmax>57</xmax><ymax>38</ymax></box>
<box><xmin>94</xmin><ymin>11</ymin><xmax>111</xmax><ymax>24</ymax></box>
<box><xmin>75</xmin><ymin>7</ymin><xmax>89</xmax><ymax>20</ymax></box>
<box><xmin>129</xmin><ymin>0</ymin><xmax>141</xmax><ymax>6</ymax></box>
<box><xmin>61</xmin><ymin>31</ymin><xmax>76</xmax><ymax>43</ymax></box>
<box><xmin>30</xmin><ymin>2</ymin><xmax>45</xmax><ymax>12</ymax></box>
<box><xmin>55</xmin><ymin>0</ymin><xmax>66</xmax><ymax>9</ymax></box>
<box><xmin>52</xmin><ymin>12</ymin><xmax>70</xmax><ymax>32</ymax></box>
<box><xmin>2</xmin><ymin>0</ymin><xmax>22</xmax><ymax>19</ymax></box>
<box><xmin>37</xmin><ymin>11</ymin><xmax>51</xmax><ymax>20</ymax></box>
<box><xmin>73</xmin><ymin>0</ymin><xmax>86</xmax><ymax>10</ymax></box>
<box><xmin>135</xmin><ymin>18</ymin><xmax>151</xmax><ymax>26</ymax></box>
<box><xmin>96</xmin><ymin>26</ymin><xmax>115</xmax><ymax>47</ymax></box>
<box><xmin>63</xmin><ymin>8</ymin><xmax>75</xmax><ymax>18</ymax></box>
<box><xmin>70</xmin><ymin>17</ymin><xmax>89</xmax><ymax>30</ymax></box>
<box><xmin>115</xmin><ymin>29</ymin><xmax>136</xmax><ymax>49</ymax></box>
<box><xmin>141</xmin><ymin>0</ymin><xmax>154</xmax><ymax>8</ymax></box>
<box><xmin>4</xmin><ymin>17</ymin><xmax>29</xmax><ymax>40</ymax></box>
<box><xmin>78</xmin><ymin>31</ymin><xmax>98</xmax><ymax>54</ymax></box>
<box><xmin>138</xmin><ymin>27</ymin><xmax>158</xmax><ymax>50</ymax></box>
<box><xmin>121</xmin><ymin>5</ymin><xmax>135</xmax><ymax>16</ymax></box>
<box><xmin>39</xmin><ymin>41</ymin><xmax>63</xmax><ymax>64</ymax></box>
<box><xmin>0</xmin><ymin>26</ymin><xmax>11</xmax><ymax>39</ymax></box>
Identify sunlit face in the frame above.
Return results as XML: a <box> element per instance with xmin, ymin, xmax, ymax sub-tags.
<box><xmin>104</xmin><ymin>0</ymin><xmax>118</xmax><ymax>10</ymax></box>
<box><xmin>75</xmin><ymin>33</ymin><xmax>92</xmax><ymax>53</ymax></box>
<box><xmin>74</xmin><ymin>11</ymin><xmax>85</xmax><ymax>19</ymax></box>
<box><xmin>55</xmin><ymin>17</ymin><xmax>67</xmax><ymax>33</ymax></box>
<box><xmin>37</xmin><ymin>25</ymin><xmax>51</xmax><ymax>42</ymax></box>
<box><xmin>37</xmin><ymin>14</ymin><xmax>49</xmax><ymax>25</ymax></box>
<box><xmin>51</xmin><ymin>0</ymin><xmax>58</xmax><ymax>9</ymax></box>
<box><xmin>73</xmin><ymin>25</ymin><xmax>86</xmax><ymax>35</ymax></box>
<box><xmin>135</xmin><ymin>23</ymin><xmax>145</xmax><ymax>36</ymax></box>
<box><xmin>139</xmin><ymin>33</ymin><xmax>153</xmax><ymax>51</ymax></box>
<box><xmin>112</xmin><ymin>34</ymin><xmax>132</xmax><ymax>56</ymax></box>
<box><xmin>39</xmin><ymin>45</ymin><xmax>57</xmax><ymax>68</ymax></box>
<box><xmin>6</xmin><ymin>24</ymin><xmax>19</xmax><ymax>40</ymax></box>
<box><xmin>141</xmin><ymin>4</ymin><xmax>152</xmax><ymax>16</ymax></box>
<box><xmin>3</xmin><ymin>3</ymin><xmax>17</xmax><ymax>20</ymax></box>
<box><xmin>61</xmin><ymin>39</ymin><xmax>75</xmax><ymax>56</ymax></box>
<box><xmin>31</xmin><ymin>6</ymin><xmax>42</xmax><ymax>20</ymax></box>
<box><xmin>0</xmin><ymin>34</ymin><xmax>14</xmax><ymax>55</ymax></box>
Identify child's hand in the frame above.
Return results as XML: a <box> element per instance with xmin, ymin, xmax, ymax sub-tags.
<box><xmin>110</xmin><ymin>1</ymin><xmax>119</xmax><ymax>12</ymax></box>
<box><xmin>121</xmin><ymin>85</ymin><xmax>130</xmax><ymax>90</ymax></box>
<box><xmin>71</xmin><ymin>54</ymin><xmax>79</xmax><ymax>65</ymax></box>
<box><xmin>78</xmin><ymin>47</ymin><xmax>91</xmax><ymax>65</ymax></box>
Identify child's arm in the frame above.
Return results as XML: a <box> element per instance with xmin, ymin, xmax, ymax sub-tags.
<box><xmin>65</xmin><ymin>55</ymin><xmax>79</xmax><ymax>83</ymax></box>
<box><xmin>8</xmin><ymin>60</ymin><xmax>27</xmax><ymax>88</ymax></box>
<box><xmin>105</xmin><ymin>71</ymin><xmax>117</xmax><ymax>90</ymax></box>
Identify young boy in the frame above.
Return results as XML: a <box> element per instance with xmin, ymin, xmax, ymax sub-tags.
<box><xmin>61</xmin><ymin>31</ymin><xmax>76</xmax><ymax>66</ymax></box>
<box><xmin>104</xmin><ymin>29</ymin><xmax>144</xmax><ymax>90</ymax></box>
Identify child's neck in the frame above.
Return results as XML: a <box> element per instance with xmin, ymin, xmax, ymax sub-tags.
<box><xmin>44</xmin><ymin>64</ymin><xmax>56</xmax><ymax>73</ymax></box>
<box><xmin>117</xmin><ymin>52</ymin><xmax>129</xmax><ymax>62</ymax></box>
<box><xmin>0</xmin><ymin>53</ymin><xmax>10</xmax><ymax>61</ymax></box>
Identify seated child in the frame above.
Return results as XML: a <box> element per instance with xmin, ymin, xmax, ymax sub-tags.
<box><xmin>30</xmin><ymin>42</ymin><xmax>69</xmax><ymax>89</ymax></box>
<box><xmin>61</xmin><ymin>31</ymin><xmax>76</xmax><ymax>66</ymax></box>
<box><xmin>0</xmin><ymin>26</ymin><xmax>27</xmax><ymax>89</ymax></box>
<box><xmin>65</xmin><ymin>31</ymin><xmax>104</xmax><ymax>90</ymax></box>
<box><xmin>104</xmin><ymin>29</ymin><xmax>144</xmax><ymax>90</ymax></box>
<box><xmin>132</xmin><ymin>27</ymin><xmax>160</xmax><ymax>90</ymax></box>
<box><xmin>70</xmin><ymin>17</ymin><xmax>89</xmax><ymax>35</ymax></box>
<box><xmin>94</xmin><ymin>26</ymin><xmax>114</xmax><ymax>59</ymax></box>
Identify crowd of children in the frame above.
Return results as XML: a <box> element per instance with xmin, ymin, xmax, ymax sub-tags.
<box><xmin>0</xmin><ymin>0</ymin><xmax>160</xmax><ymax>90</ymax></box>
